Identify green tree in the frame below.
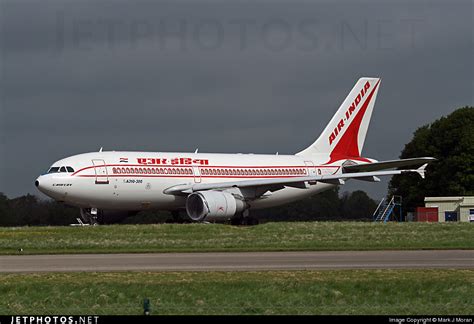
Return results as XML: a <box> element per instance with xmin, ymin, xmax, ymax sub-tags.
<box><xmin>388</xmin><ymin>106</ymin><xmax>474</xmax><ymax>211</ymax></box>
<box><xmin>8</xmin><ymin>194</ymin><xmax>41</xmax><ymax>225</ymax></box>
<box><xmin>254</xmin><ymin>187</ymin><xmax>345</xmax><ymax>221</ymax></box>
<box><xmin>340</xmin><ymin>190</ymin><xmax>377</xmax><ymax>220</ymax></box>
<box><xmin>253</xmin><ymin>188</ymin><xmax>378</xmax><ymax>222</ymax></box>
<box><xmin>0</xmin><ymin>193</ymin><xmax>12</xmax><ymax>225</ymax></box>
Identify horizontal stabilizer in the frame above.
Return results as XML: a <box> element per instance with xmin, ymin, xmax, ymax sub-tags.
<box><xmin>343</xmin><ymin>157</ymin><xmax>436</xmax><ymax>173</ymax></box>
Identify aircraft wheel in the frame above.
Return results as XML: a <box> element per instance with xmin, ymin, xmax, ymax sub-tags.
<box><xmin>80</xmin><ymin>208</ymin><xmax>99</xmax><ymax>225</ymax></box>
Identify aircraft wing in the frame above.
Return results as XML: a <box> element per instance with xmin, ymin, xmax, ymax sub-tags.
<box><xmin>343</xmin><ymin>157</ymin><xmax>436</xmax><ymax>173</ymax></box>
<box><xmin>163</xmin><ymin>164</ymin><xmax>429</xmax><ymax>196</ymax></box>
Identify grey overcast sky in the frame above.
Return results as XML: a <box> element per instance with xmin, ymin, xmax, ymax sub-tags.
<box><xmin>0</xmin><ymin>0</ymin><xmax>472</xmax><ymax>199</ymax></box>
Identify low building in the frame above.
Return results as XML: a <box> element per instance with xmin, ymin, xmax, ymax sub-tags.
<box><xmin>424</xmin><ymin>196</ymin><xmax>474</xmax><ymax>222</ymax></box>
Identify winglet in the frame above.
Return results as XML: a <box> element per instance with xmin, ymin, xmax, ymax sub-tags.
<box><xmin>400</xmin><ymin>163</ymin><xmax>429</xmax><ymax>179</ymax></box>
<box><xmin>416</xmin><ymin>163</ymin><xmax>428</xmax><ymax>179</ymax></box>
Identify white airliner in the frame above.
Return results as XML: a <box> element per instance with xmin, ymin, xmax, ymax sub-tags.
<box><xmin>36</xmin><ymin>78</ymin><xmax>434</xmax><ymax>224</ymax></box>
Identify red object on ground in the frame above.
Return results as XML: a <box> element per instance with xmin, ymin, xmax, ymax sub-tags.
<box><xmin>416</xmin><ymin>207</ymin><xmax>438</xmax><ymax>222</ymax></box>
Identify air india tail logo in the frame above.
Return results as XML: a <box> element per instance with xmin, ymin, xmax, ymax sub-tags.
<box><xmin>328</xmin><ymin>81</ymin><xmax>371</xmax><ymax>145</ymax></box>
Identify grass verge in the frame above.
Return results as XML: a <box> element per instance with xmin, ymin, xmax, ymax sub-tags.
<box><xmin>0</xmin><ymin>270</ymin><xmax>472</xmax><ymax>315</ymax></box>
<box><xmin>0</xmin><ymin>222</ymin><xmax>472</xmax><ymax>255</ymax></box>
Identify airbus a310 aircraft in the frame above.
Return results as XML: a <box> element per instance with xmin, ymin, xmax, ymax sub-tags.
<box><xmin>36</xmin><ymin>78</ymin><xmax>434</xmax><ymax>224</ymax></box>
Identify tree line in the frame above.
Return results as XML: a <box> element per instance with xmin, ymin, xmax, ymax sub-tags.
<box><xmin>0</xmin><ymin>189</ymin><xmax>377</xmax><ymax>226</ymax></box>
<box><xmin>389</xmin><ymin>106</ymin><xmax>473</xmax><ymax>210</ymax></box>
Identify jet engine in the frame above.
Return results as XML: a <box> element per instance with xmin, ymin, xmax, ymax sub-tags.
<box><xmin>185</xmin><ymin>191</ymin><xmax>246</xmax><ymax>222</ymax></box>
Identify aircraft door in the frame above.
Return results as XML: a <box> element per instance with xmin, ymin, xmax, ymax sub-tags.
<box><xmin>193</xmin><ymin>166</ymin><xmax>202</xmax><ymax>183</ymax></box>
<box><xmin>92</xmin><ymin>159</ymin><xmax>109</xmax><ymax>184</ymax></box>
<box><xmin>304</xmin><ymin>161</ymin><xmax>317</xmax><ymax>177</ymax></box>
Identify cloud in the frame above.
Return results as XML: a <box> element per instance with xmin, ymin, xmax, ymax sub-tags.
<box><xmin>0</xmin><ymin>0</ymin><xmax>472</xmax><ymax>198</ymax></box>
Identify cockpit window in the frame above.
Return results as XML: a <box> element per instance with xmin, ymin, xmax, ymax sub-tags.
<box><xmin>47</xmin><ymin>166</ymin><xmax>74</xmax><ymax>174</ymax></box>
<box><xmin>48</xmin><ymin>167</ymin><xmax>60</xmax><ymax>174</ymax></box>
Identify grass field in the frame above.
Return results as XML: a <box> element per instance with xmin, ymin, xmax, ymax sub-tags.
<box><xmin>0</xmin><ymin>270</ymin><xmax>472</xmax><ymax>315</ymax></box>
<box><xmin>0</xmin><ymin>222</ymin><xmax>472</xmax><ymax>255</ymax></box>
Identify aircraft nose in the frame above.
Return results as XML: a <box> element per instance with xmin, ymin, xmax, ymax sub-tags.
<box><xmin>35</xmin><ymin>175</ymin><xmax>68</xmax><ymax>201</ymax></box>
<box><xmin>35</xmin><ymin>176</ymin><xmax>50</xmax><ymax>195</ymax></box>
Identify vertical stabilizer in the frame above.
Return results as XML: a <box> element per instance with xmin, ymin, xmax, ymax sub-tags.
<box><xmin>297</xmin><ymin>77</ymin><xmax>381</xmax><ymax>163</ymax></box>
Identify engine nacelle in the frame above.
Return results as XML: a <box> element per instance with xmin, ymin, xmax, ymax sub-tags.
<box><xmin>185</xmin><ymin>191</ymin><xmax>246</xmax><ymax>222</ymax></box>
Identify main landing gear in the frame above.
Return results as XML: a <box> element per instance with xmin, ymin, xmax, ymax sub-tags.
<box><xmin>80</xmin><ymin>208</ymin><xmax>100</xmax><ymax>225</ymax></box>
<box><xmin>230</xmin><ymin>211</ymin><xmax>259</xmax><ymax>226</ymax></box>
<box><xmin>230</xmin><ymin>216</ymin><xmax>259</xmax><ymax>226</ymax></box>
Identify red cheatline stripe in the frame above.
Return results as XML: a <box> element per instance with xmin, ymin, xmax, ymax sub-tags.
<box><xmin>72</xmin><ymin>164</ymin><xmax>338</xmax><ymax>176</ymax></box>
<box><xmin>80</xmin><ymin>175</ymin><xmax>298</xmax><ymax>178</ymax></box>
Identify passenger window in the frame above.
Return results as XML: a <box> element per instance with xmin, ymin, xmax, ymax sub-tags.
<box><xmin>59</xmin><ymin>166</ymin><xmax>67</xmax><ymax>173</ymax></box>
<box><xmin>66</xmin><ymin>167</ymin><xmax>74</xmax><ymax>173</ymax></box>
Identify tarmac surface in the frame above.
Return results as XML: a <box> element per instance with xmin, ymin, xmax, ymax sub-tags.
<box><xmin>1</xmin><ymin>250</ymin><xmax>473</xmax><ymax>272</ymax></box>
